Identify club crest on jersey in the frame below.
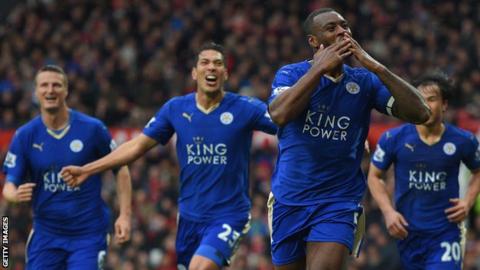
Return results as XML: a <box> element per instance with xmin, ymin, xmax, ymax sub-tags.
<box><xmin>70</xmin><ymin>139</ymin><xmax>84</xmax><ymax>153</ymax></box>
<box><xmin>220</xmin><ymin>112</ymin><xmax>233</xmax><ymax>125</ymax></box>
<box><xmin>345</xmin><ymin>82</ymin><xmax>360</xmax><ymax>94</ymax></box>
<box><xmin>443</xmin><ymin>142</ymin><xmax>456</xmax><ymax>155</ymax></box>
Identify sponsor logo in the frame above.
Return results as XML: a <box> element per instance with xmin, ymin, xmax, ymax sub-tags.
<box><xmin>373</xmin><ymin>146</ymin><xmax>385</xmax><ymax>162</ymax></box>
<box><xmin>32</xmin><ymin>143</ymin><xmax>44</xmax><ymax>152</ymax></box>
<box><xmin>182</xmin><ymin>112</ymin><xmax>193</xmax><ymax>122</ymax></box>
<box><xmin>302</xmin><ymin>110</ymin><xmax>350</xmax><ymax>141</ymax></box>
<box><xmin>404</xmin><ymin>143</ymin><xmax>415</xmax><ymax>152</ymax></box>
<box><xmin>145</xmin><ymin>117</ymin><xmax>156</xmax><ymax>128</ymax></box>
<box><xmin>272</xmin><ymin>86</ymin><xmax>290</xmax><ymax>95</ymax></box>
<box><xmin>408</xmin><ymin>169</ymin><xmax>447</xmax><ymax>191</ymax></box>
<box><xmin>186</xmin><ymin>137</ymin><xmax>227</xmax><ymax>165</ymax></box>
<box><xmin>4</xmin><ymin>152</ymin><xmax>16</xmax><ymax>168</ymax></box>
<box><xmin>110</xmin><ymin>139</ymin><xmax>117</xmax><ymax>151</ymax></box>
<box><xmin>43</xmin><ymin>171</ymin><xmax>80</xmax><ymax>192</ymax></box>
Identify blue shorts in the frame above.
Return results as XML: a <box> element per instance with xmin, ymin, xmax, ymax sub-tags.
<box><xmin>26</xmin><ymin>229</ymin><xmax>108</xmax><ymax>270</ymax></box>
<box><xmin>268</xmin><ymin>193</ymin><xmax>364</xmax><ymax>266</ymax></box>
<box><xmin>397</xmin><ymin>226</ymin><xmax>465</xmax><ymax>270</ymax></box>
<box><xmin>176</xmin><ymin>214</ymin><xmax>250</xmax><ymax>269</ymax></box>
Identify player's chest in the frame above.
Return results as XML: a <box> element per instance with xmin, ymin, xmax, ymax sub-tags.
<box><xmin>28</xmin><ymin>133</ymin><xmax>94</xmax><ymax>170</ymax></box>
<box><xmin>309</xmin><ymin>83</ymin><xmax>370</xmax><ymax>117</ymax></box>
<box><xmin>397</xmin><ymin>140</ymin><xmax>461</xmax><ymax>170</ymax></box>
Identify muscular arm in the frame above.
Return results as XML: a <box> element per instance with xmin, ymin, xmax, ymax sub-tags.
<box><xmin>2</xmin><ymin>182</ymin><xmax>36</xmax><ymax>203</ymax></box>
<box><xmin>61</xmin><ymin>134</ymin><xmax>158</xmax><ymax>186</ymax></box>
<box><xmin>367</xmin><ymin>164</ymin><xmax>395</xmax><ymax>215</ymax></box>
<box><xmin>368</xmin><ymin>163</ymin><xmax>409</xmax><ymax>239</ymax></box>
<box><xmin>116</xmin><ymin>166</ymin><xmax>132</xmax><ymax>218</ymax></box>
<box><xmin>373</xmin><ymin>65</ymin><xmax>431</xmax><ymax>124</ymax></box>
<box><xmin>83</xmin><ymin>134</ymin><xmax>157</xmax><ymax>176</ymax></box>
<box><xmin>114</xmin><ymin>165</ymin><xmax>132</xmax><ymax>243</ymax></box>
<box><xmin>347</xmin><ymin>37</ymin><xmax>431</xmax><ymax>124</ymax></box>
<box><xmin>269</xmin><ymin>40</ymin><xmax>352</xmax><ymax>126</ymax></box>
<box><xmin>268</xmin><ymin>67</ymin><xmax>325</xmax><ymax>126</ymax></box>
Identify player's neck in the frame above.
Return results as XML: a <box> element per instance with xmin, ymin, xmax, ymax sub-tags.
<box><xmin>416</xmin><ymin>122</ymin><xmax>445</xmax><ymax>145</ymax></box>
<box><xmin>41</xmin><ymin>107</ymin><xmax>70</xmax><ymax>130</ymax></box>
<box><xmin>196</xmin><ymin>90</ymin><xmax>224</xmax><ymax>113</ymax></box>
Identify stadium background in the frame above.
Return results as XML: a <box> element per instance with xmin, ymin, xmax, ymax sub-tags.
<box><xmin>0</xmin><ymin>0</ymin><xmax>479</xmax><ymax>269</ymax></box>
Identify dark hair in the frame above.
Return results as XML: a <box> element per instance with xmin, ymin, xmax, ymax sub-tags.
<box><xmin>303</xmin><ymin>8</ymin><xmax>336</xmax><ymax>35</ymax></box>
<box><xmin>35</xmin><ymin>65</ymin><xmax>68</xmax><ymax>87</ymax></box>
<box><xmin>413</xmin><ymin>71</ymin><xmax>453</xmax><ymax>101</ymax></box>
<box><xmin>195</xmin><ymin>42</ymin><xmax>225</xmax><ymax>64</ymax></box>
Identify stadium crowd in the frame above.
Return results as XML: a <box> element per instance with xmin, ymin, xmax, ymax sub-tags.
<box><xmin>0</xmin><ymin>0</ymin><xmax>479</xmax><ymax>269</ymax></box>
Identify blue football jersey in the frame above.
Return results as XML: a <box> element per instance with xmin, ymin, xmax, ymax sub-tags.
<box><xmin>3</xmin><ymin>110</ymin><xmax>115</xmax><ymax>236</ymax></box>
<box><xmin>269</xmin><ymin>62</ymin><xmax>394</xmax><ymax>205</ymax></box>
<box><xmin>143</xmin><ymin>92</ymin><xmax>276</xmax><ymax>221</ymax></box>
<box><xmin>371</xmin><ymin>123</ymin><xmax>480</xmax><ymax>232</ymax></box>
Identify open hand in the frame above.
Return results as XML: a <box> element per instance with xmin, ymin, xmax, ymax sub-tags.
<box><xmin>445</xmin><ymin>198</ymin><xmax>469</xmax><ymax>223</ymax></box>
<box><xmin>384</xmin><ymin>210</ymin><xmax>409</xmax><ymax>239</ymax></box>
<box><xmin>312</xmin><ymin>38</ymin><xmax>352</xmax><ymax>73</ymax></box>
<box><xmin>347</xmin><ymin>37</ymin><xmax>383</xmax><ymax>72</ymax></box>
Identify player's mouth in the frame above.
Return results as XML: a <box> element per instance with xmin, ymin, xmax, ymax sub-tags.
<box><xmin>205</xmin><ymin>75</ymin><xmax>218</xmax><ymax>87</ymax></box>
<box><xmin>45</xmin><ymin>96</ymin><xmax>58</xmax><ymax>103</ymax></box>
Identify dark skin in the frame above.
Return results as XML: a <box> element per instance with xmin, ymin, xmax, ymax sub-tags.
<box><xmin>269</xmin><ymin>11</ymin><xmax>431</xmax><ymax>127</ymax></box>
<box><xmin>270</xmin><ymin>11</ymin><xmax>431</xmax><ymax>270</ymax></box>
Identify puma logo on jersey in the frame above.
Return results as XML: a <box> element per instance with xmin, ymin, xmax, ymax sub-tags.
<box><xmin>182</xmin><ymin>112</ymin><xmax>193</xmax><ymax>122</ymax></box>
<box><xmin>33</xmin><ymin>143</ymin><xmax>44</xmax><ymax>152</ymax></box>
<box><xmin>404</xmin><ymin>143</ymin><xmax>415</xmax><ymax>152</ymax></box>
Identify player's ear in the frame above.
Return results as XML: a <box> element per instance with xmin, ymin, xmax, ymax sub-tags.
<box><xmin>307</xmin><ymin>35</ymin><xmax>319</xmax><ymax>49</ymax></box>
<box><xmin>191</xmin><ymin>67</ymin><xmax>197</xmax><ymax>81</ymax></box>
<box><xmin>223</xmin><ymin>68</ymin><xmax>228</xmax><ymax>81</ymax></box>
<box><xmin>442</xmin><ymin>99</ymin><xmax>448</xmax><ymax>112</ymax></box>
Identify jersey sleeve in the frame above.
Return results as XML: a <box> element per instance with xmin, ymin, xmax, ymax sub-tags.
<box><xmin>269</xmin><ymin>65</ymin><xmax>297</xmax><ymax>104</ymax></box>
<box><xmin>369</xmin><ymin>72</ymin><xmax>395</xmax><ymax>116</ymax></box>
<box><xmin>95</xmin><ymin>121</ymin><xmax>115</xmax><ymax>157</ymax></box>
<box><xmin>462</xmin><ymin>133</ymin><xmax>480</xmax><ymax>171</ymax></box>
<box><xmin>2</xmin><ymin>131</ymin><xmax>27</xmax><ymax>186</ymax></box>
<box><xmin>94</xmin><ymin>121</ymin><xmax>122</xmax><ymax>174</ymax></box>
<box><xmin>143</xmin><ymin>99</ymin><xmax>175</xmax><ymax>145</ymax></box>
<box><xmin>371</xmin><ymin>130</ymin><xmax>395</xmax><ymax>170</ymax></box>
<box><xmin>247</xmin><ymin>97</ymin><xmax>277</xmax><ymax>135</ymax></box>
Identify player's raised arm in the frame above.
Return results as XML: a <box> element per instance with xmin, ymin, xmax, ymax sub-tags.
<box><xmin>61</xmin><ymin>134</ymin><xmax>157</xmax><ymax>187</ymax></box>
<box><xmin>269</xmin><ymin>40</ymin><xmax>352</xmax><ymax>126</ymax></box>
<box><xmin>113</xmin><ymin>165</ymin><xmax>132</xmax><ymax>243</ymax></box>
<box><xmin>347</xmin><ymin>37</ymin><xmax>431</xmax><ymax>124</ymax></box>
<box><xmin>367</xmin><ymin>163</ymin><xmax>409</xmax><ymax>239</ymax></box>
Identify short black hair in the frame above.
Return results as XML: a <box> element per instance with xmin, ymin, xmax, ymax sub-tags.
<box><xmin>413</xmin><ymin>71</ymin><xmax>453</xmax><ymax>101</ymax></box>
<box><xmin>195</xmin><ymin>42</ymin><xmax>225</xmax><ymax>64</ymax></box>
<box><xmin>303</xmin><ymin>8</ymin><xmax>336</xmax><ymax>35</ymax></box>
<box><xmin>35</xmin><ymin>64</ymin><xmax>68</xmax><ymax>86</ymax></box>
